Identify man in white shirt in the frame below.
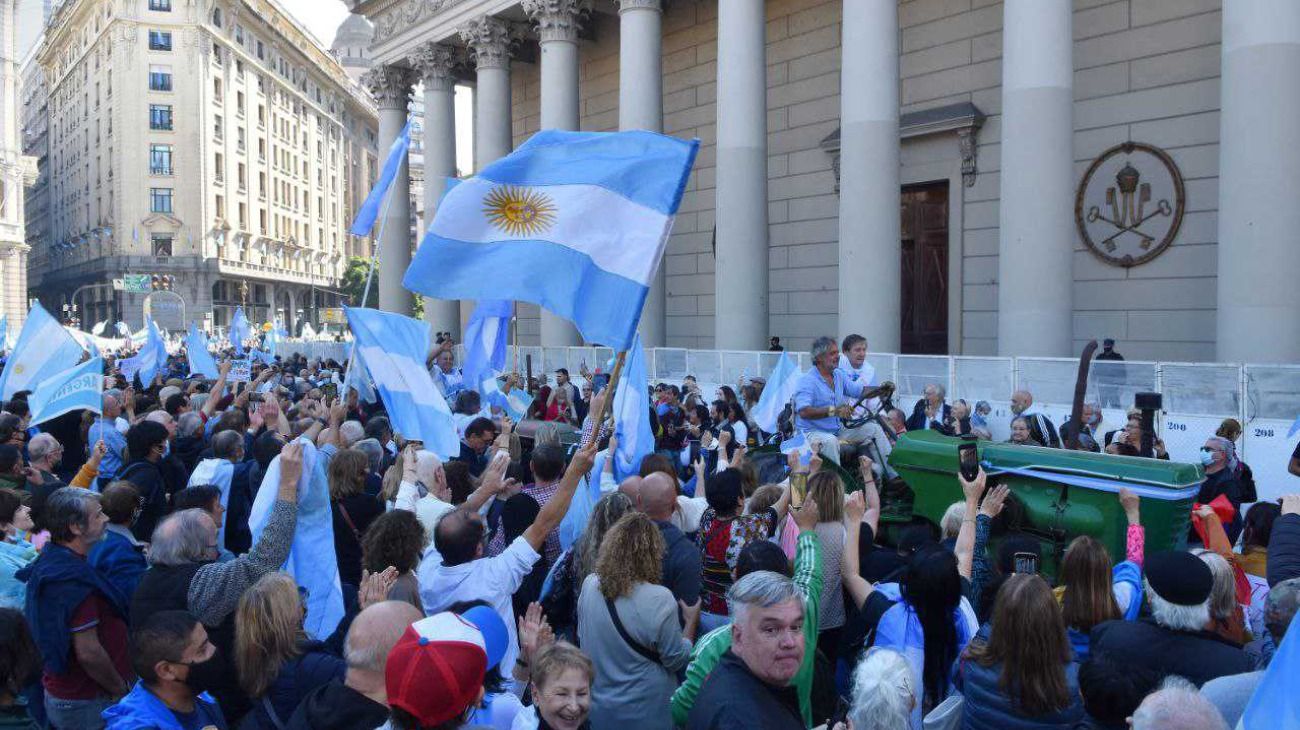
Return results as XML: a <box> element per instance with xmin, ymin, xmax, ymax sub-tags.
<box><xmin>836</xmin><ymin>334</ymin><xmax>895</xmax><ymax>479</ymax></box>
<box><xmin>419</xmin><ymin>440</ymin><xmax>596</xmax><ymax>672</ymax></box>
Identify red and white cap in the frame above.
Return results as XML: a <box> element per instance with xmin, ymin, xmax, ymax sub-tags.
<box><xmin>385</xmin><ymin>612</ymin><xmax>488</xmax><ymax>726</ymax></box>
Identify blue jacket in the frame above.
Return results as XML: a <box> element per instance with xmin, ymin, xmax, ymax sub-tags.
<box><xmin>102</xmin><ymin>681</ymin><xmax>225</xmax><ymax>730</ymax></box>
<box><xmin>953</xmin><ymin>627</ymin><xmax>1084</xmax><ymax>730</ymax></box>
<box><xmin>89</xmin><ymin>528</ymin><xmax>148</xmax><ymax>604</ymax></box>
<box><xmin>242</xmin><ymin>641</ymin><xmax>346</xmax><ymax>730</ymax></box>
<box><xmin>16</xmin><ymin>542</ymin><xmax>129</xmax><ymax>675</ymax></box>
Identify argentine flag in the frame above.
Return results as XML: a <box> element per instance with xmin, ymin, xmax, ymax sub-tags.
<box><xmin>403</xmin><ymin>130</ymin><xmax>699</xmax><ymax>351</ymax></box>
<box><xmin>230</xmin><ymin>306</ymin><xmax>251</xmax><ymax>357</ymax></box>
<box><xmin>346</xmin><ymin>307</ymin><xmax>460</xmax><ymax>459</ymax></box>
<box><xmin>612</xmin><ymin>334</ymin><xmax>654</xmax><ymax>480</ymax></box>
<box><xmin>752</xmin><ymin>351</ymin><xmax>803</xmax><ymax>434</ymax></box>
<box><xmin>120</xmin><ymin>319</ymin><xmax>167</xmax><ymax>386</ymax></box>
<box><xmin>186</xmin><ymin>323</ymin><xmax>220</xmax><ymax>379</ymax></box>
<box><xmin>462</xmin><ymin>300</ymin><xmax>512</xmax><ymax>399</ymax></box>
<box><xmin>26</xmin><ymin>357</ymin><xmax>104</xmax><ymax>425</ymax></box>
<box><xmin>0</xmin><ymin>304</ymin><xmax>86</xmax><ymax>400</ymax></box>
<box><xmin>1241</xmin><ymin>612</ymin><xmax>1300</xmax><ymax>728</ymax></box>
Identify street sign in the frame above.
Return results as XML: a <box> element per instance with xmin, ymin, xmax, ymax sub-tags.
<box><xmin>122</xmin><ymin>274</ymin><xmax>151</xmax><ymax>294</ymax></box>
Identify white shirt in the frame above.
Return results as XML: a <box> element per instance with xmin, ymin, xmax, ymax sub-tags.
<box><xmin>419</xmin><ymin>535</ymin><xmax>541</xmax><ymax>671</ymax></box>
<box><xmin>837</xmin><ymin>353</ymin><xmax>880</xmax><ymax>414</ymax></box>
<box><xmin>393</xmin><ymin>479</ymin><xmax>455</xmax><ymax>543</ymax></box>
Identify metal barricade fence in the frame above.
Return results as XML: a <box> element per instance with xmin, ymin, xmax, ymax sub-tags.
<box><xmin>281</xmin><ymin>338</ymin><xmax>1300</xmax><ymax>501</ymax></box>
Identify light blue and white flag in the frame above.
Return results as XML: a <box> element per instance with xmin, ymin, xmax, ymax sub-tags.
<box><xmin>612</xmin><ymin>335</ymin><xmax>654</xmax><ymax>481</ymax></box>
<box><xmin>114</xmin><ymin>321</ymin><xmax>131</xmax><ymax>338</ymax></box>
<box><xmin>462</xmin><ymin>300</ymin><xmax>512</xmax><ymax>397</ymax></box>
<box><xmin>751</xmin><ymin>351</ymin><xmax>802</xmax><ymax>434</ymax></box>
<box><xmin>229</xmin><ymin>307</ymin><xmax>251</xmax><ymax>357</ymax></box>
<box><xmin>119</xmin><ymin>319</ymin><xmax>167</xmax><ymax>386</ymax></box>
<box><xmin>91</xmin><ymin>320</ymin><xmax>107</xmax><ymax>337</ymax></box>
<box><xmin>186</xmin><ymin>323</ymin><xmax>220</xmax><ymax>379</ymax></box>
<box><xmin>26</xmin><ymin>357</ymin><xmax>103</xmax><ymax>425</ymax></box>
<box><xmin>349</xmin><ymin>350</ymin><xmax>378</xmax><ymax>405</ymax></box>
<box><xmin>350</xmin><ymin>119</ymin><xmax>412</xmax><ymax>236</ymax></box>
<box><xmin>0</xmin><ymin>304</ymin><xmax>86</xmax><ymax>400</ymax></box>
<box><xmin>248</xmin><ymin>437</ymin><xmax>343</xmax><ymax>639</ymax></box>
<box><xmin>189</xmin><ymin>458</ymin><xmax>235</xmax><ymax>547</ymax></box>
<box><xmin>403</xmin><ymin>130</ymin><xmax>699</xmax><ymax>351</ymax></box>
<box><xmin>346</xmin><ymin>307</ymin><xmax>459</xmax><ymax>458</ymax></box>
<box><xmin>779</xmin><ymin>430</ymin><xmax>808</xmax><ymax>456</ymax></box>
<box><xmin>1241</xmin><ymin>612</ymin><xmax>1300</xmax><ymax>729</ymax></box>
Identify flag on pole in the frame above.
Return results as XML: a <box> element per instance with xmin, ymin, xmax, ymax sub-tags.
<box><xmin>0</xmin><ymin>304</ymin><xmax>86</xmax><ymax>400</ymax></box>
<box><xmin>1241</xmin><ymin>612</ymin><xmax>1300</xmax><ymax>728</ymax></box>
<box><xmin>403</xmin><ymin>130</ymin><xmax>699</xmax><ymax>351</ymax></box>
<box><xmin>612</xmin><ymin>334</ymin><xmax>654</xmax><ymax>481</ymax></box>
<box><xmin>345</xmin><ymin>307</ymin><xmax>459</xmax><ymax>458</ymax></box>
<box><xmin>120</xmin><ymin>319</ymin><xmax>167</xmax><ymax>386</ymax></box>
<box><xmin>186</xmin><ymin>323</ymin><xmax>220</xmax><ymax>379</ymax></box>
<box><xmin>461</xmin><ymin>300</ymin><xmax>512</xmax><ymax>399</ymax></box>
<box><xmin>349</xmin><ymin>350</ymin><xmax>378</xmax><ymax>405</ymax></box>
<box><xmin>229</xmin><ymin>307</ymin><xmax>251</xmax><ymax>357</ymax></box>
<box><xmin>350</xmin><ymin>120</ymin><xmax>412</xmax><ymax>236</ymax></box>
<box><xmin>26</xmin><ymin>357</ymin><xmax>104</xmax><ymax>425</ymax></box>
<box><xmin>91</xmin><ymin>320</ymin><xmax>107</xmax><ymax>336</ymax></box>
<box><xmin>751</xmin><ymin>352</ymin><xmax>802</xmax><ymax>434</ymax></box>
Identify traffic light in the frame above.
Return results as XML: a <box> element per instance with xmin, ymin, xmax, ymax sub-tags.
<box><xmin>151</xmin><ymin>275</ymin><xmax>176</xmax><ymax>291</ymax></box>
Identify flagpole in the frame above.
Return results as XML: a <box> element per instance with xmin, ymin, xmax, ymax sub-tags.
<box><xmin>511</xmin><ymin>302</ymin><xmax>520</xmax><ymax>376</ymax></box>
<box><xmin>341</xmin><ymin>144</ymin><xmax>404</xmax><ymax>400</ymax></box>
<box><xmin>583</xmin><ymin>350</ymin><xmax>627</xmax><ymax>449</ymax></box>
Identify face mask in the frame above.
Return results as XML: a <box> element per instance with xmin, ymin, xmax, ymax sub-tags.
<box><xmin>1199</xmin><ymin>450</ymin><xmax>1217</xmax><ymax>467</ymax></box>
<box><xmin>180</xmin><ymin>652</ymin><xmax>225</xmax><ymax>695</ymax></box>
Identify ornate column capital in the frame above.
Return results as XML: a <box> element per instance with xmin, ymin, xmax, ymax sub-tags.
<box><xmin>617</xmin><ymin>0</ymin><xmax>662</xmax><ymax>13</ymax></box>
<box><xmin>522</xmin><ymin>0</ymin><xmax>592</xmax><ymax>43</ymax></box>
<box><xmin>410</xmin><ymin>42</ymin><xmax>459</xmax><ymax>92</ymax></box>
<box><xmin>362</xmin><ymin>65</ymin><xmax>417</xmax><ymax>111</ymax></box>
<box><xmin>459</xmin><ymin>15</ymin><xmax>512</xmax><ymax>71</ymax></box>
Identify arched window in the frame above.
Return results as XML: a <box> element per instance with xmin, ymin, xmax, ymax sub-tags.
<box><xmin>212</xmin><ymin>6</ymin><xmax>222</xmax><ymax>28</ymax></box>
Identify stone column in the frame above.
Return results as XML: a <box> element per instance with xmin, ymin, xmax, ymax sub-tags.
<box><xmin>618</xmin><ymin>0</ymin><xmax>666</xmax><ymax>347</ymax></box>
<box><xmin>996</xmin><ymin>0</ymin><xmax>1073</xmax><ymax>356</ymax></box>
<box><xmin>362</xmin><ymin>65</ymin><xmax>416</xmax><ymax>316</ymax></box>
<box><xmin>525</xmin><ymin>0</ymin><xmax>588</xmax><ymax>346</ymax></box>
<box><xmin>460</xmin><ymin>16</ymin><xmax>514</xmax><ymax>331</ymax></box>
<box><xmin>714</xmin><ymin>0</ymin><xmax>768</xmax><ymax>350</ymax></box>
<box><xmin>412</xmin><ymin>42</ymin><xmax>462</xmax><ymax>340</ymax></box>
<box><xmin>838</xmin><ymin>0</ymin><xmax>900</xmax><ymax>352</ymax></box>
<box><xmin>1217</xmin><ymin>1</ymin><xmax>1300</xmax><ymax>363</ymax></box>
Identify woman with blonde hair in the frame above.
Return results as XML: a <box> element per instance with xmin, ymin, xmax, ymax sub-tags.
<box><xmin>577</xmin><ymin>512</ymin><xmax>696</xmax><ymax>730</ymax></box>
<box><xmin>328</xmin><ymin>448</ymin><xmax>383</xmax><ymax>588</ymax></box>
<box><xmin>805</xmin><ymin>470</ymin><xmax>848</xmax><ymax>657</ymax></box>
<box><xmin>235</xmin><ymin>572</ymin><xmax>345</xmax><ymax>730</ymax></box>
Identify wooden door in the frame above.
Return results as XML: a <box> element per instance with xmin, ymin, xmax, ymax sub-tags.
<box><xmin>900</xmin><ymin>182</ymin><xmax>950</xmax><ymax>354</ymax></box>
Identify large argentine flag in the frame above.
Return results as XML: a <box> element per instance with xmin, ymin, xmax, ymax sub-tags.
<box><xmin>1242</xmin><ymin>612</ymin><xmax>1300</xmax><ymax>728</ymax></box>
<box><xmin>346</xmin><ymin>307</ymin><xmax>460</xmax><ymax>459</ymax></box>
<box><xmin>26</xmin><ymin>357</ymin><xmax>104</xmax><ymax>425</ymax></box>
<box><xmin>752</xmin><ymin>351</ymin><xmax>802</xmax><ymax>434</ymax></box>
<box><xmin>462</xmin><ymin>300</ymin><xmax>512</xmax><ymax>397</ymax></box>
<box><xmin>186</xmin><ymin>323</ymin><xmax>220</xmax><ymax>379</ymax></box>
<box><xmin>403</xmin><ymin>130</ymin><xmax>699</xmax><ymax>351</ymax></box>
<box><xmin>0</xmin><ymin>304</ymin><xmax>86</xmax><ymax>400</ymax></box>
<box><xmin>229</xmin><ymin>307</ymin><xmax>251</xmax><ymax>357</ymax></box>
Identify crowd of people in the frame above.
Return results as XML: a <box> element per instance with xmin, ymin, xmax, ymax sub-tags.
<box><xmin>0</xmin><ymin>329</ymin><xmax>1296</xmax><ymax>730</ymax></box>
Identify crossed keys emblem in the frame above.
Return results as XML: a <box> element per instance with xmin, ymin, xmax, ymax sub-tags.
<box><xmin>1075</xmin><ymin>142</ymin><xmax>1186</xmax><ymax>268</ymax></box>
<box><xmin>1085</xmin><ymin>162</ymin><xmax>1173</xmax><ymax>252</ymax></box>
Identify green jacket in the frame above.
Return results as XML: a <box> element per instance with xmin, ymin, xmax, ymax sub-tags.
<box><xmin>670</xmin><ymin>529</ymin><xmax>823</xmax><ymax>727</ymax></box>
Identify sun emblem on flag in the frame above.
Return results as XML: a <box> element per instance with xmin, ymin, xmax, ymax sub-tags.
<box><xmin>483</xmin><ymin>185</ymin><xmax>556</xmax><ymax>237</ymax></box>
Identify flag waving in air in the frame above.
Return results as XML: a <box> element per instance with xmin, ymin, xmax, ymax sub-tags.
<box><xmin>403</xmin><ymin>130</ymin><xmax>699</xmax><ymax>351</ymax></box>
<box><xmin>229</xmin><ymin>307</ymin><xmax>251</xmax><ymax>357</ymax></box>
<box><xmin>0</xmin><ymin>304</ymin><xmax>86</xmax><ymax>400</ymax></box>
<box><xmin>461</xmin><ymin>300</ymin><xmax>512</xmax><ymax>398</ymax></box>
<box><xmin>26</xmin><ymin>357</ymin><xmax>104</xmax><ymax>425</ymax></box>
<box><xmin>351</xmin><ymin>120</ymin><xmax>412</xmax><ymax>236</ymax></box>
<box><xmin>751</xmin><ymin>351</ymin><xmax>803</xmax><ymax>435</ymax></box>
<box><xmin>186</xmin><ymin>323</ymin><xmax>220</xmax><ymax>379</ymax></box>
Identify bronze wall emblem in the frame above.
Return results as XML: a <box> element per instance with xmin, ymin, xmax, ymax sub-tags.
<box><xmin>1075</xmin><ymin>142</ymin><xmax>1185</xmax><ymax>267</ymax></box>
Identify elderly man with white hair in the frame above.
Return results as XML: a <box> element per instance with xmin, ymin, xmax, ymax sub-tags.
<box><xmin>338</xmin><ymin>420</ymin><xmax>365</xmax><ymax>449</ymax></box>
<box><xmin>1132</xmin><ymin>678</ymin><xmax>1229</xmax><ymax>730</ymax></box>
<box><xmin>1091</xmin><ymin>551</ymin><xmax>1252</xmax><ymax>687</ymax></box>
<box><xmin>27</xmin><ymin>433</ymin><xmax>67</xmax><ymax>490</ymax></box>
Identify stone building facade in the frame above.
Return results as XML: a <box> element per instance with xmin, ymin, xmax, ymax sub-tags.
<box><xmin>354</xmin><ymin>0</ymin><xmax>1297</xmax><ymax>362</ymax></box>
<box><xmin>26</xmin><ymin>0</ymin><xmax>380</xmax><ymax>333</ymax></box>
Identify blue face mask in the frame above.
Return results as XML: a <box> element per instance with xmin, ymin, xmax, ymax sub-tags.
<box><xmin>1199</xmin><ymin>449</ymin><xmax>1217</xmax><ymax>467</ymax></box>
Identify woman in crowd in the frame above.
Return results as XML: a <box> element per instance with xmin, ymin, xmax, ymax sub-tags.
<box><xmin>328</xmin><ymin>448</ymin><xmax>384</xmax><ymax>588</ymax></box>
<box><xmin>842</xmin><ymin>648</ymin><xmax>914</xmax><ymax>730</ymax></box>
<box><xmin>361</xmin><ymin>509</ymin><xmax>425</xmax><ymax>612</ymax></box>
<box><xmin>805</xmin><ymin>471</ymin><xmax>848</xmax><ymax>657</ymax></box>
<box><xmin>235</xmin><ymin>572</ymin><xmax>346</xmax><ymax>730</ymax></box>
<box><xmin>518</xmin><ymin>642</ymin><xmax>594</xmax><ymax>730</ymax></box>
<box><xmin>0</xmin><ymin>490</ymin><xmax>35</xmax><ymax>610</ymax></box>
<box><xmin>1007</xmin><ymin>417</ymin><xmax>1042</xmax><ymax>446</ymax></box>
<box><xmin>955</xmin><ymin>573</ymin><xmax>1085</xmax><ymax>728</ymax></box>
<box><xmin>444</xmin><ymin>460</ymin><xmax>476</xmax><ymax>505</ymax></box>
<box><xmin>544</xmin><ymin>492</ymin><xmax>634</xmax><ymax>641</ymax></box>
<box><xmin>696</xmin><ymin>469</ymin><xmax>790</xmax><ymax>633</ymax></box>
<box><xmin>906</xmin><ymin>383</ymin><xmax>950</xmax><ymax>432</ymax></box>
<box><xmin>577</xmin><ymin>512</ymin><xmax>695</xmax><ymax>730</ymax></box>
<box><xmin>1054</xmin><ymin>489</ymin><xmax>1144</xmax><ymax>660</ymax></box>
<box><xmin>0</xmin><ymin>607</ymin><xmax>39</xmax><ymax>729</ymax></box>
<box><xmin>546</xmin><ymin>386</ymin><xmax>579</xmax><ymax>426</ymax></box>
<box><xmin>1238</xmin><ymin>502</ymin><xmax>1279</xmax><ymax>636</ymax></box>
<box><xmin>87</xmin><ymin>481</ymin><xmax>149</xmax><ymax>602</ymax></box>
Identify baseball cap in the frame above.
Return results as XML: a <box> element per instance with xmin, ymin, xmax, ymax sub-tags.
<box><xmin>386</xmin><ymin>612</ymin><xmax>488</xmax><ymax>727</ymax></box>
<box><xmin>460</xmin><ymin>605</ymin><xmax>509</xmax><ymax>670</ymax></box>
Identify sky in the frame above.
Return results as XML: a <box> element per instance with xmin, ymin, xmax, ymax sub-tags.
<box><xmin>275</xmin><ymin>0</ymin><xmax>352</xmax><ymax>47</ymax></box>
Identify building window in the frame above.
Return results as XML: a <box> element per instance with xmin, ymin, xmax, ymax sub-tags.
<box><xmin>148</xmin><ymin>30</ymin><xmax>171</xmax><ymax>50</ymax></box>
<box><xmin>149</xmin><ymin>144</ymin><xmax>172</xmax><ymax>175</ymax></box>
<box><xmin>214</xmin><ymin>152</ymin><xmax>224</xmax><ymax>181</ymax></box>
<box><xmin>215</xmin><ymin>194</ymin><xmax>225</xmax><ymax>219</ymax></box>
<box><xmin>148</xmin><ymin>0</ymin><xmax>171</xmax><ymax>10</ymax></box>
<box><xmin>151</xmin><ymin>233</ymin><xmax>173</xmax><ymax>256</ymax></box>
<box><xmin>148</xmin><ymin>65</ymin><xmax>172</xmax><ymax>91</ymax></box>
<box><xmin>214</xmin><ymin>78</ymin><xmax>223</xmax><ymax>99</ymax></box>
<box><xmin>212</xmin><ymin>7</ymin><xmax>222</xmax><ymax>27</ymax></box>
<box><xmin>149</xmin><ymin>104</ymin><xmax>173</xmax><ymax>130</ymax></box>
<box><xmin>150</xmin><ymin>187</ymin><xmax>173</xmax><ymax>213</ymax></box>
<box><xmin>213</xmin><ymin>115</ymin><xmax>223</xmax><ymax>140</ymax></box>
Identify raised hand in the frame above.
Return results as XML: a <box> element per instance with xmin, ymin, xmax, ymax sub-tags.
<box><xmin>979</xmin><ymin>483</ymin><xmax>1011</xmax><ymax>519</ymax></box>
<box><xmin>844</xmin><ymin>491</ymin><xmax>866</xmax><ymax>523</ymax></box>
<box><xmin>793</xmin><ymin>495</ymin><xmax>821</xmax><ymax>532</ymax></box>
